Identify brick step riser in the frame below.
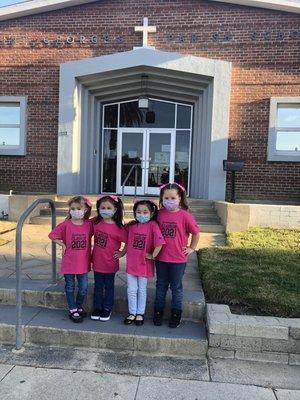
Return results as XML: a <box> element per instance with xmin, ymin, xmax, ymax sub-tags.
<box><xmin>0</xmin><ymin>289</ymin><xmax>205</xmax><ymax>321</ymax></box>
<box><xmin>55</xmin><ymin>198</ymin><xmax>214</xmax><ymax>207</ymax></box>
<box><xmin>52</xmin><ymin>203</ymin><xmax>215</xmax><ymax>211</ymax></box>
<box><xmin>45</xmin><ymin>205</ymin><xmax>216</xmax><ymax>214</ymax></box>
<box><xmin>40</xmin><ymin>209</ymin><xmax>220</xmax><ymax>222</ymax></box>
<box><xmin>0</xmin><ymin>322</ymin><xmax>207</xmax><ymax>357</ymax></box>
<box><xmin>30</xmin><ymin>216</ymin><xmax>225</xmax><ymax>232</ymax></box>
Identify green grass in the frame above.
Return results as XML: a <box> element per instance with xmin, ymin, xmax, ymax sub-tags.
<box><xmin>198</xmin><ymin>228</ymin><xmax>300</xmax><ymax>317</ymax></box>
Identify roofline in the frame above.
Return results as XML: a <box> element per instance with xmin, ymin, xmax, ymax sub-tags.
<box><xmin>210</xmin><ymin>0</ymin><xmax>300</xmax><ymax>13</ymax></box>
<box><xmin>0</xmin><ymin>0</ymin><xmax>299</xmax><ymax>22</ymax></box>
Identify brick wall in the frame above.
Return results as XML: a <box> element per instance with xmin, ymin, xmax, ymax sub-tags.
<box><xmin>0</xmin><ymin>0</ymin><xmax>299</xmax><ymax>200</ymax></box>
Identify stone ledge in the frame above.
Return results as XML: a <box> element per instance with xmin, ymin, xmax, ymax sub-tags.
<box><xmin>206</xmin><ymin>304</ymin><xmax>300</xmax><ymax>359</ymax></box>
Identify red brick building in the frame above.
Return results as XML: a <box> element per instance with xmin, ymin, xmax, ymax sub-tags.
<box><xmin>0</xmin><ymin>0</ymin><xmax>299</xmax><ymax>202</ymax></box>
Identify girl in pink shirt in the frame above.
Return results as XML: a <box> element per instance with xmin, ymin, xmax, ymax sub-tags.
<box><xmin>91</xmin><ymin>195</ymin><xmax>127</xmax><ymax>322</ymax></box>
<box><xmin>154</xmin><ymin>183</ymin><xmax>200</xmax><ymax>328</ymax></box>
<box><xmin>48</xmin><ymin>196</ymin><xmax>93</xmax><ymax>323</ymax></box>
<box><xmin>124</xmin><ymin>200</ymin><xmax>165</xmax><ymax>326</ymax></box>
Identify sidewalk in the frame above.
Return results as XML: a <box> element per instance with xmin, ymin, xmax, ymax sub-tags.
<box><xmin>0</xmin><ymin>224</ymin><xmax>299</xmax><ymax>398</ymax></box>
<box><xmin>0</xmin><ymin>360</ymin><xmax>299</xmax><ymax>400</ymax></box>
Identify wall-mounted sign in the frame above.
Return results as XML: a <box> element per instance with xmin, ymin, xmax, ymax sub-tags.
<box><xmin>0</xmin><ymin>30</ymin><xmax>298</xmax><ymax>48</ymax></box>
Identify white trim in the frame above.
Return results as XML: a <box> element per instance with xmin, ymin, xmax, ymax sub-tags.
<box><xmin>267</xmin><ymin>96</ymin><xmax>300</xmax><ymax>162</ymax></box>
<box><xmin>0</xmin><ymin>0</ymin><xmax>299</xmax><ymax>22</ymax></box>
<box><xmin>101</xmin><ymin>97</ymin><xmax>193</xmax><ymax>196</ymax></box>
<box><xmin>210</xmin><ymin>0</ymin><xmax>300</xmax><ymax>14</ymax></box>
<box><xmin>0</xmin><ymin>96</ymin><xmax>27</xmax><ymax>156</ymax></box>
<box><xmin>57</xmin><ymin>48</ymin><xmax>231</xmax><ymax>200</ymax></box>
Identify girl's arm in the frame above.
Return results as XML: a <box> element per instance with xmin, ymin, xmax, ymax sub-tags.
<box><xmin>146</xmin><ymin>245</ymin><xmax>163</xmax><ymax>260</ymax></box>
<box><xmin>114</xmin><ymin>244</ymin><xmax>127</xmax><ymax>259</ymax></box>
<box><xmin>52</xmin><ymin>239</ymin><xmax>66</xmax><ymax>255</ymax></box>
<box><xmin>183</xmin><ymin>232</ymin><xmax>200</xmax><ymax>256</ymax></box>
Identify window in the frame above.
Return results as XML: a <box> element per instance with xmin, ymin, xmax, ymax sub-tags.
<box><xmin>267</xmin><ymin>97</ymin><xmax>300</xmax><ymax>162</ymax></box>
<box><xmin>0</xmin><ymin>97</ymin><xmax>27</xmax><ymax>156</ymax></box>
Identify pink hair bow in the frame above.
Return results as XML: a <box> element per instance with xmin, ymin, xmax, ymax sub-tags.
<box><xmin>83</xmin><ymin>196</ymin><xmax>92</xmax><ymax>208</ymax></box>
<box><xmin>160</xmin><ymin>182</ymin><xmax>186</xmax><ymax>192</ymax></box>
<box><xmin>97</xmin><ymin>195</ymin><xmax>119</xmax><ymax>202</ymax></box>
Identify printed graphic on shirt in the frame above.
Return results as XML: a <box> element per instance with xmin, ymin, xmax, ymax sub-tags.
<box><xmin>94</xmin><ymin>231</ymin><xmax>108</xmax><ymax>248</ymax></box>
<box><xmin>161</xmin><ymin>222</ymin><xmax>177</xmax><ymax>238</ymax></box>
<box><xmin>71</xmin><ymin>233</ymin><xmax>87</xmax><ymax>250</ymax></box>
<box><xmin>133</xmin><ymin>233</ymin><xmax>146</xmax><ymax>250</ymax></box>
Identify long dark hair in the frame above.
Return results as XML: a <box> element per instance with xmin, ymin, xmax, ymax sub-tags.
<box><xmin>127</xmin><ymin>200</ymin><xmax>158</xmax><ymax>225</ymax></box>
<box><xmin>66</xmin><ymin>196</ymin><xmax>92</xmax><ymax>220</ymax></box>
<box><xmin>94</xmin><ymin>195</ymin><xmax>124</xmax><ymax>227</ymax></box>
<box><xmin>159</xmin><ymin>183</ymin><xmax>189</xmax><ymax>210</ymax></box>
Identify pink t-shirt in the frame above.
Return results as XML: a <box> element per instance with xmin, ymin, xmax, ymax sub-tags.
<box><xmin>126</xmin><ymin>220</ymin><xmax>165</xmax><ymax>278</ymax></box>
<box><xmin>92</xmin><ymin>220</ymin><xmax>127</xmax><ymax>274</ymax></box>
<box><xmin>156</xmin><ymin>208</ymin><xmax>200</xmax><ymax>263</ymax></box>
<box><xmin>48</xmin><ymin>219</ymin><xmax>93</xmax><ymax>275</ymax></box>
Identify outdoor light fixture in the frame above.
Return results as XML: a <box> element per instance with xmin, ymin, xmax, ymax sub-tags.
<box><xmin>138</xmin><ymin>74</ymin><xmax>149</xmax><ymax>109</ymax></box>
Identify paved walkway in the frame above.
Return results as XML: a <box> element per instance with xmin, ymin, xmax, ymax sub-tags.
<box><xmin>1</xmin><ymin>224</ymin><xmax>299</xmax><ymax>398</ymax></box>
<box><xmin>0</xmin><ymin>352</ymin><xmax>299</xmax><ymax>400</ymax></box>
<box><xmin>0</xmin><ymin>224</ymin><xmax>225</xmax><ymax>287</ymax></box>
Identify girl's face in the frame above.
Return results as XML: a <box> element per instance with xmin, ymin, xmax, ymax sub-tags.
<box><xmin>69</xmin><ymin>201</ymin><xmax>86</xmax><ymax>219</ymax></box>
<box><xmin>99</xmin><ymin>200</ymin><xmax>116</xmax><ymax>212</ymax></box>
<box><xmin>99</xmin><ymin>200</ymin><xmax>116</xmax><ymax>220</ymax></box>
<box><xmin>162</xmin><ymin>188</ymin><xmax>181</xmax><ymax>211</ymax></box>
<box><xmin>136</xmin><ymin>204</ymin><xmax>151</xmax><ymax>218</ymax></box>
<box><xmin>162</xmin><ymin>189</ymin><xmax>181</xmax><ymax>203</ymax></box>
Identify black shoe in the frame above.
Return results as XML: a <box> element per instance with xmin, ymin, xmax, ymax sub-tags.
<box><xmin>99</xmin><ymin>309</ymin><xmax>111</xmax><ymax>321</ymax></box>
<box><xmin>77</xmin><ymin>307</ymin><xmax>87</xmax><ymax>318</ymax></box>
<box><xmin>168</xmin><ymin>309</ymin><xmax>182</xmax><ymax>328</ymax></box>
<box><xmin>124</xmin><ymin>314</ymin><xmax>136</xmax><ymax>325</ymax></box>
<box><xmin>135</xmin><ymin>314</ymin><xmax>144</xmax><ymax>326</ymax></box>
<box><xmin>153</xmin><ymin>309</ymin><xmax>163</xmax><ymax>326</ymax></box>
<box><xmin>91</xmin><ymin>308</ymin><xmax>102</xmax><ymax>320</ymax></box>
<box><xmin>69</xmin><ymin>310</ymin><xmax>83</xmax><ymax>323</ymax></box>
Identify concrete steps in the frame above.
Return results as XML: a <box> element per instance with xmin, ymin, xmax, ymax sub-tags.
<box><xmin>0</xmin><ymin>279</ymin><xmax>205</xmax><ymax>321</ymax></box>
<box><xmin>0</xmin><ymin>304</ymin><xmax>207</xmax><ymax>357</ymax></box>
<box><xmin>30</xmin><ymin>196</ymin><xmax>225</xmax><ymax>233</ymax></box>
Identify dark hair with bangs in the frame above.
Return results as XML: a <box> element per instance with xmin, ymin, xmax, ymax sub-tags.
<box><xmin>94</xmin><ymin>195</ymin><xmax>124</xmax><ymax>227</ymax></box>
<box><xmin>159</xmin><ymin>183</ymin><xmax>189</xmax><ymax>210</ymax></box>
<box><xmin>127</xmin><ymin>200</ymin><xmax>158</xmax><ymax>226</ymax></box>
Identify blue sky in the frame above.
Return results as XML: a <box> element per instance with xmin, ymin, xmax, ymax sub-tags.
<box><xmin>0</xmin><ymin>0</ymin><xmax>25</xmax><ymax>7</ymax></box>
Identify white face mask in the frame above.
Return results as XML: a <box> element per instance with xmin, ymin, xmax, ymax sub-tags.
<box><xmin>70</xmin><ymin>209</ymin><xmax>85</xmax><ymax>220</ymax></box>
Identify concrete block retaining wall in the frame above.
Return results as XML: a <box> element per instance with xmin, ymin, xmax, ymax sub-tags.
<box><xmin>214</xmin><ymin>202</ymin><xmax>300</xmax><ymax>232</ymax></box>
<box><xmin>206</xmin><ymin>304</ymin><xmax>300</xmax><ymax>365</ymax></box>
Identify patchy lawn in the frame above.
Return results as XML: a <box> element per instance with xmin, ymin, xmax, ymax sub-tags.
<box><xmin>0</xmin><ymin>237</ymin><xmax>8</xmax><ymax>246</ymax></box>
<box><xmin>0</xmin><ymin>221</ymin><xmax>16</xmax><ymax>246</ymax></box>
<box><xmin>198</xmin><ymin>228</ymin><xmax>300</xmax><ymax>318</ymax></box>
<box><xmin>0</xmin><ymin>221</ymin><xmax>16</xmax><ymax>234</ymax></box>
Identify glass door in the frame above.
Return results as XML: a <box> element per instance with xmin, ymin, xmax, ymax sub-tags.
<box><xmin>117</xmin><ymin>128</ymin><xmax>176</xmax><ymax>196</ymax></box>
<box><xmin>117</xmin><ymin>129</ymin><xmax>146</xmax><ymax>195</ymax></box>
<box><xmin>145</xmin><ymin>129</ymin><xmax>175</xmax><ymax>195</ymax></box>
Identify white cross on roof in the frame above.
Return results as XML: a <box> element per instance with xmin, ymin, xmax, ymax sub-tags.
<box><xmin>134</xmin><ymin>17</ymin><xmax>157</xmax><ymax>49</ymax></box>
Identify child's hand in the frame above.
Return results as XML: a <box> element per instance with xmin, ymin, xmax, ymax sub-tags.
<box><xmin>114</xmin><ymin>251</ymin><xmax>124</xmax><ymax>259</ymax></box>
<box><xmin>61</xmin><ymin>243</ymin><xmax>66</xmax><ymax>256</ymax></box>
<box><xmin>145</xmin><ymin>253</ymin><xmax>154</xmax><ymax>260</ymax></box>
<box><xmin>183</xmin><ymin>246</ymin><xmax>195</xmax><ymax>256</ymax></box>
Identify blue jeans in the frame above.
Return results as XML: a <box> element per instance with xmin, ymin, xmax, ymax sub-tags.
<box><xmin>127</xmin><ymin>273</ymin><xmax>148</xmax><ymax>315</ymax></box>
<box><xmin>155</xmin><ymin>261</ymin><xmax>186</xmax><ymax>311</ymax></box>
<box><xmin>64</xmin><ymin>273</ymin><xmax>88</xmax><ymax>310</ymax></box>
<box><xmin>93</xmin><ymin>272</ymin><xmax>115</xmax><ymax>311</ymax></box>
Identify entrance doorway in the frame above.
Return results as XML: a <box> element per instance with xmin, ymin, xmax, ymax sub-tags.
<box><xmin>101</xmin><ymin>98</ymin><xmax>192</xmax><ymax>196</ymax></box>
<box><xmin>118</xmin><ymin>128</ymin><xmax>175</xmax><ymax>195</ymax></box>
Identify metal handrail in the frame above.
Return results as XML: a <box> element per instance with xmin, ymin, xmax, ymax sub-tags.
<box><xmin>122</xmin><ymin>163</ymin><xmax>139</xmax><ymax>201</ymax></box>
<box><xmin>15</xmin><ymin>198</ymin><xmax>57</xmax><ymax>351</ymax></box>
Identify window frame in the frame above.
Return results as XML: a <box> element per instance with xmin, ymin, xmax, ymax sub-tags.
<box><xmin>267</xmin><ymin>97</ymin><xmax>300</xmax><ymax>162</ymax></box>
<box><xmin>0</xmin><ymin>96</ymin><xmax>27</xmax><ymax>156</ymax></box>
